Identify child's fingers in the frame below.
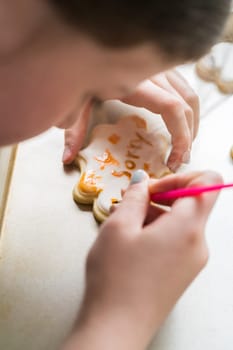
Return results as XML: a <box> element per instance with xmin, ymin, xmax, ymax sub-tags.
<box><xmin>122</xmin><ymin>79</ymin><xmax>192</xmax><ymax>172</ymax></box>
<box><xmin>62</xmin><ymin>99</ymin><xmax>93</xmax><ymax>164</ymax></box>
<box><xmin>111</xmin><ymin>170</ymin><xmax>149</xmax><ymax>232</ymax></box>
<box><xmin>149</xmin><ymin>171</ymin><xmax>205</xmax><ymax>206</ymax></box>
<box><xmin>150</xmin><ymin>72</ymin><xmax>195</xmax><ymax>139</ymax></box>
<box><xmin>149</xmin><ymin>171</ymin><xmax>203</xmax><ymax>193</ymax></box>
<box><xmin>172</xmin><ymin>171</ymin><xmax>223</xmax><ymax>226</ymax></box>
<box><xmin>165</xmin><ymin>70</ymin><xmax>200</xmax><ymax>138</ymax></box>
<box><xmin>146</xmin><ymin>171</ymin><xmax>223</xmax><ymax>238</ymax></box>
<box><xmin>143</xmin><ymin>203</ymin><xmax>169</xmax><ymax>226</ymax></box>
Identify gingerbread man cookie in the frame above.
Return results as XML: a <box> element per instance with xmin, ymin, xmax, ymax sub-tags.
<box><xmin>73</xmin><ymin>114</ymin><xmax>171</xmax><ymax>222</ymax></box>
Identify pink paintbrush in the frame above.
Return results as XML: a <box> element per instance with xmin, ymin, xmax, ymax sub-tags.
<box><xmin>150</xmin><ymin>182</ymin><xmax>233</xmax><ymax>202</ymax></box>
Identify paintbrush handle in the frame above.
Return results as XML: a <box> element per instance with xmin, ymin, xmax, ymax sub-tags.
<box><xmin>150</xmin><ymin>183</ymin><xmax>233</xmax><ymax>202</ymax></box>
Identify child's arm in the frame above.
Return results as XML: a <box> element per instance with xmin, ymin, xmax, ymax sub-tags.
<box><xmin>63</xmin><ymin>170</ymin><xmax>222</xmax><ymax>350</ymax></box>
<box><xmin>62</xmin><ymin>69</ymin><xmax>199</xmax><ymax>172</ymax></box>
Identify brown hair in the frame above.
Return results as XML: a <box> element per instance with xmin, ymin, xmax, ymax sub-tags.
<box><xmin>50</xmin><ymin>0</ymin><xmax>231</xmax><ymax>61</ymax></box>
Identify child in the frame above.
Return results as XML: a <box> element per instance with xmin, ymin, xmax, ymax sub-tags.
<box><xmin>0</xmin><ymin>1</ymin><xmax>230</xmax><ymax>349</ymax></box>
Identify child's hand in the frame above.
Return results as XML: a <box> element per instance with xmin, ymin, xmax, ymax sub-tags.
<box><xmin>62</xmin><ymin>98</ymin><xmax>94</xmax><ymax>164</ymax></box>
<box><xmin>62</xmin><ymin>70</ymin><xmax>199</xmax><ymax>171</ymax></box>
<box><xmin>65</xmin><ymin>170</ymin><xmax>222</xmax><ymax>350</ymax></box>
<box><xmin>122</xmin><ymin>70</ymin><xmax>199</xmax><ymax>171</ymax></box>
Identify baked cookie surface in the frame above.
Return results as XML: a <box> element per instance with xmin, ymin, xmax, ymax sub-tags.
<box><xmin>73</xmin><ymin>114</ymin><xmax>171</xmax><ymax>222</ymax></box>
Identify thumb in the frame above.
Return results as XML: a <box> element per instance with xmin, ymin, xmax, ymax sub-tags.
<box><xmin>113</xmin><ymin>170</ymin><xmax>150</xmax><ymax>230</ymax></box>
<box><xmin>63</xmin><ymin>99</ymin><xmax>93</xmax><ymax>164</ymax></box>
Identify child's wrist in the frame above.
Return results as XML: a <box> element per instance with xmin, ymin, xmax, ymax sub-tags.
<box><xmin>65</xmin><ymin>300</ymin><xmax>154</xmax><ymax>350</ymax></box>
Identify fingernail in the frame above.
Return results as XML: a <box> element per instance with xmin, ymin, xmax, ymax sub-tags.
<box><xmin>130</xmin><ymin>169</ymin><xmax>147</xmax><ymax>185</ymax></box>
<box><xmin>182</xmin><ymin>150</ymin><xmax>191</xmax><ymax>164</ymax></box>
<box><xmin>62</xmin><ymin>147</ymin><xmax>72</xmax><ymax>162</ymax></box>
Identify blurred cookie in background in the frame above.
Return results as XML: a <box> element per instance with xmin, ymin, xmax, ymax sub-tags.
<box><xmin>196</xmin><ymin>12</ymin><xmax>233</xmax><ymax>94</ymax></box>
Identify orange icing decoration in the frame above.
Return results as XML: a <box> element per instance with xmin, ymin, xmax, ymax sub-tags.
<box><xmin>126</xmin><ymin>150</ymin><xmax>139</xmax><ymax>159</ymax></box>
<box><xmin>111</xmin><ymin>198</ymin><xmax>120</xmax><ymax>204</ymax></box>
<box><xmin>132</xmin><ymin>116</ymin><xmax>147</xmax><ymax>129</ymax></box>
<box><xmin>95</xmin><ymin>149</ymin><xmax>119</xmax><ymax>170</ymax></box>
<box><xmin>112</xmin><ymin>170</ymin><xmax>131</xmax><ymax>179</ymax></box>
<box><xmin>129</xmin><ymin>139</ymin><xmax>142</xmax><ymax>149</ymax></box>
<box><xmin>135</xmin><ymin>132</ymin><xmax>153</xmax><ymax>146</ymax></box>
<box><xmin>143</xmin><ymin>163</ymin><xmax>150</xmax><ymax>172</ymax></box>
<box><xmin>129</xmin><ymin>132</ymin><xmax>152</xmax><ymax>149</ymax></box>
<box><xmin>78</xmin><ymin>170</ymin><xmax>102</xmax><ymax>194</ymax></box>
<box><xmin>125</xmin><ymin>160</ymin><xmax>136</xmax><ymax>170</ymax></box>
<box><xmin>108</xmin><ymin>134</ymin><xmax>120</xmax><ymax>144</ymax></box>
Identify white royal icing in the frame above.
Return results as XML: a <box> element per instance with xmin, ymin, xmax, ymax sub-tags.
<box><xmin>78</xmin><ymin>114</ymin><xmax>171</xmax><ymax>215</ymax></box>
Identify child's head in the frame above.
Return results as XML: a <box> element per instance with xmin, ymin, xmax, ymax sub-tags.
<box><xmin>51</xmin><ymin>0</ymin><xmax>231</xmax><ymax>61</ymax></box>
<box><xmin>0</xmin><ymin>0</ymin><xmax>230</xmax><ymax>146</ymax></box>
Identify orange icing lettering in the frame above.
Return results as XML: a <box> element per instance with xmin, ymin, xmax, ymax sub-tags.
<box><xmin>112</xmin><ymin>170</ymin><xmax>131</xmax><ymax>179</ymax></box>
<box><xmin>129</xmin><ymin>131</ymin><xmax>152</xmax><ymax>149</ymax></box>
<box><xmin>132</xmin><ymin>116</ymin><xmax>147</xmax><ymax>129</ymax></box>
<box><xmin>78</xmin><ymin>171</ymin><xmax>102</xmax><ymax>194</ymax></box>
<box><xmin>135</xmin><ymin>132</ymin><xmax>153</xmax><ymax>146</ymax></box>
<box><xmin>95</xmin><ymin>149</ymin><xmax>119</xmax><ymax>170</ymax></box>
<box><xmin>129</xmin><ymin>139</ymin><xmax>142</xmax><ymax>149</ymax></box>
<box><xmin>143</xmin><ymin>163</ymin><xmax>150</xmax><ymax>172</ymax></box>
<box><xmin>126</xmin><ymin>150</ymin><xmax>139</xmax><ymax>159</ymax></box>
<box><xmin>125</xmin><ymin>160</ymin><xmax>136</xmax><ymax>170</ymax></box>
<box><xmin>108</xmin><ymin>134</ymin><xmax>120</xmax><ymax>144</ymax></box>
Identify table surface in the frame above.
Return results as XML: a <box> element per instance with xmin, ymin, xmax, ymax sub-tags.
<box><xmin>0</xmin><ymin>61</ymin><xmax>233</xmax><ymax>350</ymax></box>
